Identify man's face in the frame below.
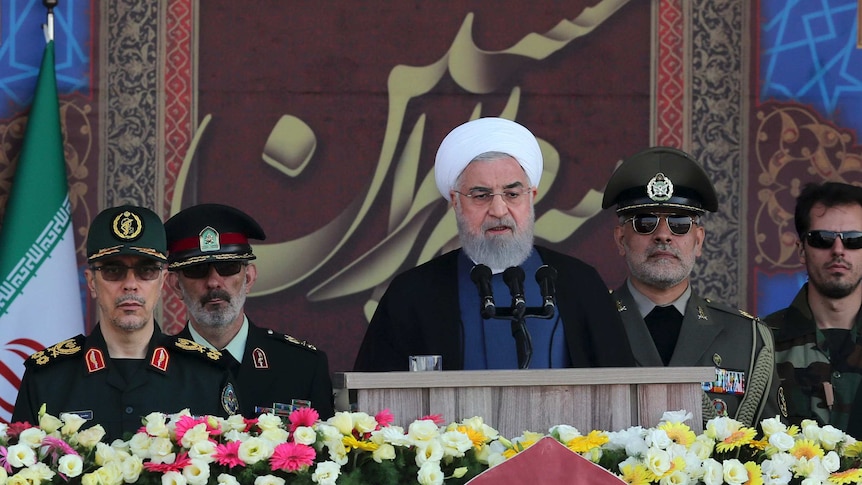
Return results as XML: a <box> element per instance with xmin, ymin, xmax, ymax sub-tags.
<box><xmin>614</xmin><ymin>211</ymin><xmax>704</xmax><ymax>292</ymax></box>
<box><xmin>168</xmin><ymin>261</ymin><xmax>257</xmax><ymax>329</ymax></box>
<box><xmin>800</xmin><ymin>203</ymin><xmax>862</xmax><ymax>299</ymax></box>
<box><xmin>450</xmin><ymin>156</ymin><xmax>537</xmax><ymax>269</ymax></box>
<box><xmin>85</xmin><ymin>255</ymin><xmax>166</xmax><ymax>332</ymax></box>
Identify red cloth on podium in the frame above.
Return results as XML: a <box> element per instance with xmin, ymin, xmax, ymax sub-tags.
<box><xmin>467</xmin><ymin>437</ymin><xmax>624</xmax><ymax>484</ymax></box>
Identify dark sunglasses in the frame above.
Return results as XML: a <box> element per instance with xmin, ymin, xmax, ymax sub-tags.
<box><xmin>91</xmin><ymin>264</ymin><xmax>164</xmax><ymax>281</ymax></box>
<box><xmin>179</xmin><ymin>261</ymin><xmax>246</xmax><ymax>279</ymax></box>
<box><xmin>622</xmin><ymin>214</ymin><xmax>699</xmax><ymax>236</ymax></box>
<box><xmin>804</xmin><ymin>230</ymin><xmax>862</xmax><ymax>250</ymax></box>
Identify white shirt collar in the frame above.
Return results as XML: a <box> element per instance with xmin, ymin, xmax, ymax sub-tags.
<box><xmin>186</xmin><ymin>315</ymin><xmax>249</xmax><ymax>363</ymax></box>
<box><xmin>626</xmin><ymin>279</ymin><xmax>691</xmax><ymax>319</ymax></box>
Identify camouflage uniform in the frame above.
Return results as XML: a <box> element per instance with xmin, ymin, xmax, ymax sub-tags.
<box><xmin>764</xmin><ymin>284</ymin><xmax>862</xmax><ymax>439</ymax></box>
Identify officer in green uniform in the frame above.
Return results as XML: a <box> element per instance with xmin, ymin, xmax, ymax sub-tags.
<box><xmin>164</xmin><ymin>204</ymin><xmax>334</xmax><ymax>419</ymax></box>
<box><xmin>602</xmin><ymin>147</ymin><xmax>786</xmax><ymax>427</ymax></box>
<box><xmin>763</xmin><ymin>182</ymin><xmax>862</xmax><ymax>439</ymax></box>
<box><xmin>12</xmin><ymin>205</ymin><xmax>239</xmax><ymax>440</ymax></box>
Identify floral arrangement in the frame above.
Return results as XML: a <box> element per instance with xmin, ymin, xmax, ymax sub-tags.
<box><xmin>1</xmin><ymin>406</ymin><xmax>861</xmax><ymax>485</ymax></box>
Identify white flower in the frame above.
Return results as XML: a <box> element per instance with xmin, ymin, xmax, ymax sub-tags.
<box><xmin>144</xmin><ymin>412</ymin><xmax>170</xmax><ymax>437</ymax></box>
<box><xmin>121</xmin><ymin>454</ymin><xmax>144</xmax><ymax>483</ymax></box>
<box><xmin>311</xmin><ymin>461</ymin><xmax>341</xmax><ymax>485</ymax></box>
<box><xmin>487</xmin><ymin>451</ymin><xmax>506</xmax><ymax>468</ymax></box>
<box><xmin>768</xmin><ymin>432</ymin><xmax>795</xmax><ymax>452</ymax></box>
<box><xmin>417</xmin><ymin>460</ymin><xmax>445</xmax><ymax>485</ymax></box>
<box><xmin>95</xmin><ymin>462</ymin><xmax>124</xmax><ymax>485</ymax></box>
<box><xmin>439</xmin><ymin>430</ymin><xmax>473</xmax><ymax>457</ymax></box>
<box><xmin>660</xmin><ymin>470</ymin><xmax>691</xmax><ymax>485</ymax></box>
<box><xmin>180</xmin><ymin>423</ymin><xmax>211</xmax><ymax>448</ymax></box>
<box><xmin>6</xmin><ymin>443</ymin><xmax>37</xmax><ymax>468</ymax></box>
<box><xmin>238</xmin><ymin>436</ymin><xmax>273</xmax><ymax>464</ymax></box>
<box><xmin>161</xmin><ymin>470</ymin><xmax>187</xmax><ymax>485</ymax></box>
<box><xmin>372</xmin><ymin>443</ymin><xmax>396</xmax><ymax>463</ymax></box>
<box><xmin>39</xmin><ymin>412</ymin><xmax>63</xmax><ymax>434</ymax></box>
<box><xmin>414</xmin><ymin>439</ymin><xmax>444</xmax><ymax>466</ymax></box>
<box><xmin>647</xmin><ymin>428</ymin><xmax>673</xmax><ymax>449</ymax></box>
<box><xmin>818</xmin><ymin>426</ymin><xmax>844</xmax><ymax>451</ymax></box>
<box><xmin>352</xmin><ymin>412</ymin><xmax>378</xmax><ymax>434</ymax></box>
<box><xmin>182</xmin><ymin>458</ymin><xmax>211</xmax><ymax>485</ymax></box>
<box><xmin>259</xmin><ymin>427</ymin><xmax>290</xmax><ymax>444</ymax></box>
<box><xmin>256</xmin><ymin>413</ymin><xmax>283</xmax><ymax>431</ymax></box>
<box><xmin>293</xmin><ymin>426</ymin><xmax>317</xmax><ymax>445</ymax></box>
<box><xmin>222</xmin><ymin>414</ymin><xmax>247</xmax><ymax>432</ymax></box>
<box><xmin>150</xmin><ymin>436</ymin><xmax>177</xmax><ymax>465</ymax></box>
<box><xmin>217</xmin><ymin>473</ymin><xmax>241</xmax><ymax>485</ymax></box>
<box><xmin>800</xmin><ymin>420</ymin><xmax>821</xmax><ymax>441</ymax></box>
<box><xmin>606</xmin><ymin>427</ymin><xmax>647</xmax><ymax>454</ymax></box>
<box><xmin>761</xmin><ymin>416</ymin><xmax>788</xmax><ymax>437</ymax></box>
<box><xmin>128</xmin><ymin>432</ymin><xmax>153</xmax><ymax>459</ymax></box>
<box><xmin>77</xmin><ymin>425</ymin><xmax>106</xmax><ymax>448</ymax></box>
<box><xmin>28</xmin><ymin>462</ymin><xmax>55</xmax><ymax>482</ymax></box>
<box><xmin>407</xmin><ymin>419</ymin><xmax>439</xmax><ymax>443</ymax></box>
<box><xmin>95</xmin><ymin>442</ymin><xmax>119</xmax><ymax>466</ymax></box>
<box><xmin>701</xmin><ymin>458</ymin><xmax>724</xmax><ymax>485</ymax></box>
<box><xmin>689</xmin><ymin>435</ymin><xmax>714</xmax><ymax>460</ymax></box>
<box><xmin>645</xmin><ymin>447</ymin><xmax>672</xmax><ymax>477</ymax></box>
<box><xmin>761</xmin><ymin>458</ymin><xmax>793</xmax><ymax>485</ymax></box>
<box><xmin>722</xmin><ymin>458</ymin><xmax>748</xmax><ymax>485</ymax></box>
<box><xmin>58</xmin><ymin>454</ymin><xmax>84</xmax><ymax>478</ymax></box>
<box><xmin>374</xmin><ymin>426</ymin><xmax>410</xmax><ymax>447</ymax></box>
<box><xmin>660</xmin><ymin>410</ymin><xmax>693</xmax><ymax>424</ymax></box>
<box><xmin>58</xmin><ymin>413</ymin><xmax>87</xmax><ymax>436</ymax></box>
<box><xmin>327</xmin><ymin>412</ymin><xmax>354</xmax><ymax>435</ymax></box>
<box><xmin>18</xmin><ymin>427</ymin><xmax>46</xmax><ymax>448</ymax></box>
<box><xmin>551</xmin><ymin>424</ymin><xmax>581</xmax><ymax>442</ymax></box>
<box><xmin>705</xmin><ymin>416</ymin><xmax>741</xmax><ymax>441</ymax></box>
<box><xmin>821</xmin><ymin>451</ymin><xmax>840</xmax><ymax>473</ymax></box>
<box><xmin>254</xmin><ymin>475</ymin><xmax>285</xmax><ymax>485</ymax></box>
<box><xmin>188</xmin><ymin>439</ymin><xmax>217</xmax><ymax>463</ymax></box>
<box><xmin>223</xmin><ymin>429</ymin><xmax>251</xmax><ymax>442</ymax></box>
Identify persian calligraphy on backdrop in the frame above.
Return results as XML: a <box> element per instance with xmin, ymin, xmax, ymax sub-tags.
<box><xmin>171</xmin><ymin>0</ymin><xmax>631</xmax><ymax>320</ymax></box>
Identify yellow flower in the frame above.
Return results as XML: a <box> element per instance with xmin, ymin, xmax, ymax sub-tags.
<box><xmin>748</xmin><ymin>439</ymin><xmax>768</xmax><ymax>451</ymax></box>
<box><xmin>566</xmin><ymin>430</ymin><xmax>609</xmax><ymax>453</ymax></box>
<box><xmin>843</xmin><ymin>442</ymin><xmax>862</xmax><ymax>458</ymax></box>
<box><xmin>829</xmin><ymin>468</ymin><xmax>862</xmax><ymax>484</ymax></box>
<box><xmin>343</xmin><ymin>435</ymin><xmax>379</xmax><ymax>452</ymax></box>
<box><xmin>790</xmin><ymin>439</ymin><xmax>825</xmax><ymax>460</ymax></box>
<box><xmin>716</xmin><ymin>428</ymin><xmax>757</xmax><ymax>453</ymax></box>
<box><xmin>456</xmin><ymin>425</ymin><xmax>488</xmax><ymax>449</ymax></box>
<box><xmin>619</xmin><ymin>463</ymin><xmax>651</xmax><ymax>485</ymax></box>
<box><xmin>744</xmin><ymin>461</ymin><xmax>763</xmax><ymax>485</ymax></box>
<box><xmin>658</xmin><ymin>422</ymin><xmax>697</xmax><ymax>446</ymax></box>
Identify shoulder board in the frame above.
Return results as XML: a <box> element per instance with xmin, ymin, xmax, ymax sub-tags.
<box><xmin>263</xmin><ymin>328</ymin><xmax>318</xmax><ymax>351</ymax></box>
<box><xmin>703</xmin><ymin>298</ymin><xmax>758</xmax><ymax>321</ymax></box>
<box><xmin>25</xmin><ymin>335</ymin><xmax>86</xmax><ymax>369</ymax></box>
<box><xmin>168</xmin><ymin>336</ymin><xmax>226</xmax><ymax>363</ymax></box>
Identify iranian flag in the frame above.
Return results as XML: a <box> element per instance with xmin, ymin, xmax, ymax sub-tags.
<box><xmin>0</xmin><ymin>40</ymin><xmax>84</xmax><ymax>422</ymax></box>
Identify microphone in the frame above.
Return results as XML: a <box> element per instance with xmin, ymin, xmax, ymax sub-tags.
<box><xmin>470</xmin><ymin>264</ymin><xmax>496</xmax><ymax>319</ymax></box>
<box><xmin>535</xmin><ymin>265</ymin><xmax>558</xmax><ymax>317</ymax></box>
<box><xmin>502</xmin><ymin>266</ymin><xmax>526</xmax><ymax>317</ymax></box>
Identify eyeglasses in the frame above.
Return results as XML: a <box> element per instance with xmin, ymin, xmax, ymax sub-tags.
<box><xmin>91</xmin><ymin>264</ymin><xmax>164</xmax><ymax>281</ymax></box>
<box><xmin>804</xmin><ymin>230</ymin><xmax>862</xmax><ymax>250</ymax></box>
<box><xmin>622</xmin><ymin>214</ymin><xmax>699</xmax><ymax>236</ymax></box>
<box><xmin>454</xmin><ymin>187</ymin><xmax>531</xmax><ymax>207</ymax></box>
<box><xmin>179</xmin><ymin>261</ymin><xmax>246</xmax><ymax>279</ymax></box>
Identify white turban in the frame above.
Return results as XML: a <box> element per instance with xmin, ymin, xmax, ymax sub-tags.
<box><xmin>434</xmin><ymin>117</ymin><xmax>543</xmax><ymax>199</ymax></box>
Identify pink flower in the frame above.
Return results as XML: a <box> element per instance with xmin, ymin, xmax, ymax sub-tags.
<box><xmin>374</xmin><ymin>409</ymin><xmax>394</xmax><ymax>429</ymax></box>
<box><xmin>144</xmin><ymin>452</ymin><xmax>191</xmax><ymax>473</ymax></box>
<box><xmin>214</xmin><ymin>441</ymin><xmax>244</xmax><ymax>469</ymax></box>
<box><xmin>174</xmin><ymin>415</ymin><xmax>207</xmax><ymax>443</ymax></box>
<box><xmin>419</xmin><ymin>414</ymin><xmax>445</xmax><ymax>426</ymax></box>
<box><xmin>270</xmin><ymin>442</ymin><xmax>316</xmax><ymax>472</ymax></box>
<box><xmin>288</xmin><ymin>407</ymin><xmax>319</xmax><ymax>432</ymax></box>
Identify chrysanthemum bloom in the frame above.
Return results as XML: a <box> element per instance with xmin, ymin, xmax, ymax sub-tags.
<box><xmin>342</xmin><ymin>435</ymin><xmax>378</xmax><ymax>452</ymax></box>
<box><xmin>567</xmin><ymin>430</ymin><xmax>610</xmax><ymax>453</ymax></box>
<box><xmin>659</xmin><ymin>422</ymin><xmax>697</xmax><ymax>446</ymax></box>
<box><xmin>270</xmin><ymin>442</ymin><xmax>316</xmax><ymax>472</ymax></box>
<box><xmin>619</xmin><ymin>463</ymin><xmax>651</xmax><ymax>485</ymax></box>
<box><xmin>743</xmin><ymin>461</ymin><xmax>763</xmax><ymax>485</ymax></box>
<box><xmin>716</xmin><ymin>428</ymin><xmax>757</xmax><ymax>453</ymax></box>
<box><xmin>829</xmin><ymin>468</ymin><xmax>862</xmax><ymax>484</ymax></box>
<box><xmin>790</xmin><ymin>439</ymin><xmax>825</xmax><ymax>460</ymax></box>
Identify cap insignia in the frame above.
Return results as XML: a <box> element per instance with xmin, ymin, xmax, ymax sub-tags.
<box><xmin>112</xmin><ymin>211</ymin><xmax>144</xmax><ymax>241</ymax></box>
<box><xmin>199</xmin><ymin>226</ymin><xmax>221</xmax><ymax>253</ymax></box>
<box><xmin>646</xmin><ymin>172</ymin><xmax>674</xmax><ymax>202</ymax></box>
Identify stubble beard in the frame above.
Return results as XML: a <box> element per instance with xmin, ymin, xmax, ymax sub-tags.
<box><xmin>625</xmin><ymin>242</ymin><xmax>695</xmax><ymax>290</ymax></box>
<box><xmin>184</xmin><ymin>279</ymin><xmax>248</xmax><ymax>330</ymax></box>
<box><xmin>809</xmin><ymin>258</ymin><xmax>862</xmax><ymax>299</ymax></box>
<box><xmin>456</xmin><ymin>202</ymin><xmax>535</xmax><ymax>270</ymax></box>
<box><xmin>109</xmin><ymin>294</ymin><xmax>150</xmax><ymax>332</ymax></box>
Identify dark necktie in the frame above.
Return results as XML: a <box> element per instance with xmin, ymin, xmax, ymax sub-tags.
<box><xmin>644</xmin><ymin>305</ymin><xmax>683</xmax><ymax>366</ymax></box>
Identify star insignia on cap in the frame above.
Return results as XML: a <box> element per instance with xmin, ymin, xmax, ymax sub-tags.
<box><xmin>646</xmin><ymin>172</ymin><xmax>674</xmax><ymax>202</ymax></box>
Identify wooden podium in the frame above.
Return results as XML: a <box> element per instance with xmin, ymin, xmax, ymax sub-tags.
<box><xmin>334</xmin><ymin>367</ymin><xmax>714</xmax><ymax>437</ymax></box>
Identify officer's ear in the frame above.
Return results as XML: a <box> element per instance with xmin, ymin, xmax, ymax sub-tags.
<box><xmin>166</xmin><ymin>271</ymin><xmax>182</xmax><ymax>296</ymax></box>
<box><xmin>245</xmin><ymin>263</ymin><xmax>258</xmax><ymax>291</ymax></box>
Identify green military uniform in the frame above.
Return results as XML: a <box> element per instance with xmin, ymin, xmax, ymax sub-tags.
<box><xmin>12</xmin><ymin>326</ymin><xmax>239</xmax><ymax>441</ymax></box>
<box><xmin>764</xmin><ymin>284</ymin><xmax>862</xmax><ymax>439</ymax></box>
<box><xmin>614</xmin><ymin>283</ymin><xmax>784</xmax><ymax>427</ymax></box>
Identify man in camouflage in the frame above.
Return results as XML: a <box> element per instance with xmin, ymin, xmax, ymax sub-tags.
<box><xmin>764</xmin><ymin>182</ymin><xmax>862</xmax><ymax>438</ymax></box>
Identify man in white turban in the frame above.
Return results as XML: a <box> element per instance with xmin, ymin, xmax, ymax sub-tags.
<box><xmin>354</xmin><ymin>117</ymin><xmax>635</xmax><ymax>371</ymax></box>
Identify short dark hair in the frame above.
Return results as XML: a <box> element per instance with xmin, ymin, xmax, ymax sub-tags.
<box><xmin>794</xmin><ymin>182</ymin><xmax>862</xmax><ymax>236</ymax></box>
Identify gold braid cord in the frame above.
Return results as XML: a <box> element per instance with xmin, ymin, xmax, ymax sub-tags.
<box><xmin>735</xmin><ymin>320</ymin><xmax>775</xmax><ymax>427</ymax></box>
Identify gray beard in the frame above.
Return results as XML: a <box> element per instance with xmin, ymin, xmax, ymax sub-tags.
<box><xmin>184</xmin><ymin>281</ymin><xmax>247</xmax><ymax>329</ymax></box>
<box><xmin>456</xmin><ymin>205</ymin><xmax>535</xmax><ymax>270</ymax></box>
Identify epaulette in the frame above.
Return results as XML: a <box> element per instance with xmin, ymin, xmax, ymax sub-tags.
<box><xmin>264</xmin><ymin>328</ymin><xmax>318</xmax><ymax>351</ymax></box>
<box><xmin>168</xmin><ymin>336</ymin><xmax>226</xmax><ymax>363</ymax></box>
<box><xmin>24</xmin><ymin>335</ymin><xmax>86</xmax><ymax>369</ymax></box>
<box><xmin>703</xmin><ymin>298</ymin><xmax>758</xmax><ymax>321</ymax></box>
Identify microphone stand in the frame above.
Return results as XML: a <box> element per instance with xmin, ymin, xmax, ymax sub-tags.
<box><xmin>490</xmin><ymin>304</ymin><xmax>553</xmax><ymax>369</ymax></box>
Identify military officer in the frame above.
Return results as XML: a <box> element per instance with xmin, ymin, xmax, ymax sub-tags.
<box><xmin>164</xmin><ymin>203</ymin><xmax>335</xmax><ymax>419</ymax></box>
<box><xmin>12</xmin><ymin>205</ymin><xmax>239</xmax><ymax>440</ymax></box>
<box><xmin>602</xmin><ymin>147</ymin><xmax>786</xmax><ymax>427</ymax></box>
